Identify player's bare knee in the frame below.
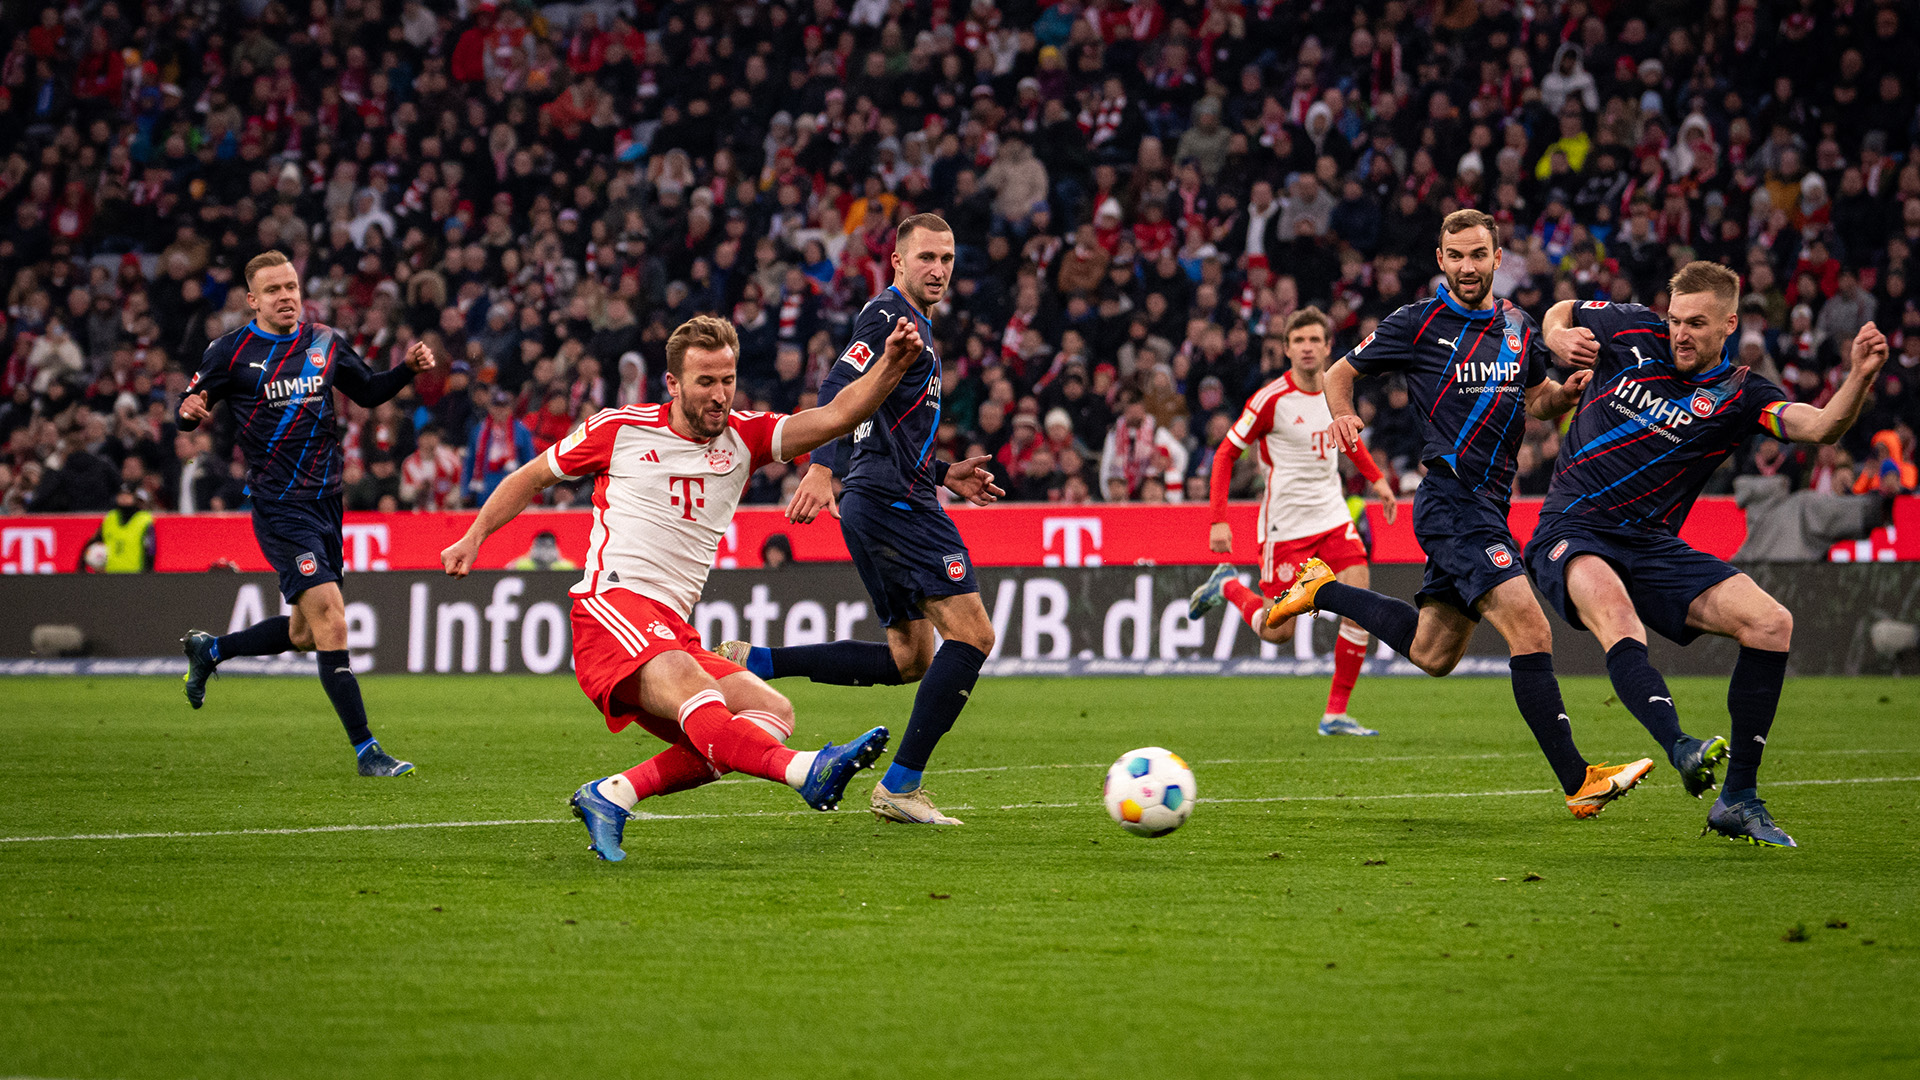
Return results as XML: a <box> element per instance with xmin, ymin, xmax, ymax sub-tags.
<box><xmin>1413</xmin><ymin>647</ymin><xmax>1458</xmax><ymax>678</ymax></box>
<box><xmin>763</xmin><ymin>692</ymin><xmax>796</xmax><ymax>730</ymax></box>
<box><xmin>893</xmin><ymin>648</ymin><xmax>930</xmax><ymax>683</ymax></box>
<box><xmin>1743</xmin><ymin>603</ymin><xmax>1793</xmax><ymax>650</ymax></box>
<box><xmin>956</xmin><ymin>624</ymin><xmax>996</xmax><ymax>656</ymax></box>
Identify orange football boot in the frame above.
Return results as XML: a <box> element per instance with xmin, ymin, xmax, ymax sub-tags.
<box><xmin>1566</xmin><ymin>759</ymin><xmax>1656</xmax><ymax>819</ymax></box>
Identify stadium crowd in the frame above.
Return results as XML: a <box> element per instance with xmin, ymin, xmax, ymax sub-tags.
<box><xmin>3</xmin><ymin>0</ymin><xmax>1920</xmax><ymax>525</ymax></box>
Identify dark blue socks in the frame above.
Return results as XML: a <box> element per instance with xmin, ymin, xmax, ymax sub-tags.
<box><xmin>316</xmin><ymin>649</ymin><xmax>373</xmax><ymax>747</ymax></box>
<box><xmin>1605</xmin><ymin>639</ymin><xmax>1685</xmax><ymax>755</ymax></box>
<box><xmin>215</xmin><ymin>616</ymin><xmax>292</xmax><ymax>661</ymax></box>
<box><xmin>1312</xmin><ymin>582</ymin><xmax>1418</xmax><ymax>657</ymax></box>
<box><xmin>1723</xmin><ymin>647</ymin><xmax>1788</xmax><ymax>795</ymax></box>
<box><xmin>883</xmin><ymin>640</ymin><xmax>987</xmax><ymax>790</ymax></box>
<box><xmin>756</xmin><ymin>641</ymin><xmax>904</xmax><ymax>686</ymax></box>
<box><xmin>1510</xmin><ymin>652</ymin><xmax>1590</xmax><ymax>796</ymax></box>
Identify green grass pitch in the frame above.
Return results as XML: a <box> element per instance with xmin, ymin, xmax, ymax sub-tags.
<box><xmin>2</xmin><ymin>673</ymin><xmax>1917</xmax><ymax>1079</ymax></box>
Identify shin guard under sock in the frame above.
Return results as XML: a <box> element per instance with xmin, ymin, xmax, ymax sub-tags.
<box><xmin>1605</xmin><ymin>639</ymin><xmax>1685</xmax><ymax>755</ymax></box>
<box><xmin>1723</xmin><ymin>647</ymin><xmax>1788</xmax><ymax>795</ymax></box>
<box><xmin>890</xmin><ymin>641</ymin><xmax>986</xmax><ymax>774</ymax></box>
<box><xmin>767</xmin><ymin>640</ymin><xmax>904</xmax><ymax>686</ymax></box>
<box><xmin>216</xmin><ymin>616</ymin><xmax>293</xmax><ymax>660</ymax></box>
<box><xmin>677</xmin><ymin>690</ymin><xmax>795</xmax><ymax>783</ymax></box>
<box><xmin>316</xmin><ymin>650</ymin><xmax>373</xmax><ymax>746</ymax></box>
<box><xmin>1510</xmin><ymin>652</ymin><xmax>1590</xmax><ymax>796</ymax></box>
<box><xmin>1312</xmin><ymin>582</ymin><xmax>1418</xmax><ymax>658</ymax></box>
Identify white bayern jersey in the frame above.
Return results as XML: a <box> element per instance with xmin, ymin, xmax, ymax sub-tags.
<box><xmin>1225</xmin><ymin>371</ymin><xmax>1354</xmax><ymax>543</ymax></box>
<box><xmin>546</xmin><ymin>404</ymin><xmax>791</xmax><ymax>616</ymax></box>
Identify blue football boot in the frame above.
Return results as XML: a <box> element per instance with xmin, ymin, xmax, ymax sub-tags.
<box><xmin>1704</xmin><ymin>790</ymin><xmax>1797</xmax><ymax>848</ymax></box>
<box><xmin>570</xmin><ymin>780</ymin><xmax>631</xmax><ymax>862</ymax></box>
<box><xmin>798</xmin><ymin>727</ymin><xmax>890</xmax><ymax>811</ymax></box>
<box><xmin>1318</xmin><ymin>714</ymin><xmax>1380</xmax><ymax>736</ymax></box>
<box><xmin>1188</xmin><ymin>563</ymin><xmax>1239</xmax><ymax>620</ymax></box>
<box><xmin>181</xmin><ymin>630</ymin><xmax>219</xmax><ymax>709</ymax></box>
<box><xmin>1670</xmin><ymin>735</ymin><xmax>1731</xmax><ymax>799</ymax></box>
<box><xmin>355</xmin><ymin>740</ymin><xmax>415</xmax><ymax>777</ymax></box>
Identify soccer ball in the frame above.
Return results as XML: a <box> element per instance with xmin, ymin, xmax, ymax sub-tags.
<box><xmin>1103</xmin><ymin>747</ymin><xmax>1196</xmax><ymax>837</ymax></box>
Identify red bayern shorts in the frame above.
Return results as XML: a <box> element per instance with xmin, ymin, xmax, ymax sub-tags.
<box><xmin>571</xmin><ymin>590</ymin><xmax>745</xmax><ymax>734</ymax></box>
<box><xmin>1261</xmin><ymin>520</ymin><xmax>1369</xmax><ymax>596</ymax></box>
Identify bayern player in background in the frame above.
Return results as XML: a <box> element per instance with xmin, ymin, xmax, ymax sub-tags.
<box><xmin>1266</xmin><ymin>210</ymin><xmax>1658</xmax><ymax>821</ymax></box>
<box><xmin>1533</xmin><ymin>263</ymin><xmax>1891</xmax><ymax>847</ymax></box>
<box><xmin>1188</xmin><ymin>306</ymin><xmax>1400</xmax><ymax>736</ymax></box>
<box><xmin>440</xmin><ymin>314</ymin><xmax>924</xmax><ymax>862</ymax></box>
<box><xmin>178</xmin><ymin>250</ymin><xmax>437</xmax><ymax>777</ymax></box>
<box><xmin>720</xmin><ymin>215</ymin><xmax>1004</xmax><ymax>827</ymax></box>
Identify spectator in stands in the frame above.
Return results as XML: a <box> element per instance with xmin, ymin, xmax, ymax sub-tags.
<box><xmin>465</xmin><ymin>390</ymin><xmax>535</xmax><ymax>505</ymax></box>
<box><xmin>401</xmin><ymin>426</ymin><xmax>463</xmax><ymax>512</ymax></box>
<box><xmin>0</xmin><ymin>0</ymin><xmax>1909</xmax><ymax>554</ymax></box>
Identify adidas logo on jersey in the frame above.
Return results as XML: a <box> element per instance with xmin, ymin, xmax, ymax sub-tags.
<box><xmin>639</xmin><ymin>449</ymin><xmax>660</xmax><ymax>463</ymax></box>
<box><xmin>1293</xmin><ymin>415</ymin><xmax>1306</xmax><ymax>424</ymax></box>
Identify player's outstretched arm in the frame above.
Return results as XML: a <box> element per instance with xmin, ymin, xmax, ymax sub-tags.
<box><xmin>1541</xmin><ymin>300</ymin><xmax>1599</xmax><ymax>367</ymax></box>
<box><xmin>440</xmin><ymin>455</ymin><xmax>561</xmax><ymax>576</ymax></box>
<box><xmin>779</xmin><ymin>316</ymin><xmax>922</xmax><ymax>459</ymax></box>
<box><xmin>337</xmin><ymin>340</ymin><xmax>437</xmax><ymax>407</ymax></box>
<box><xmin>1777</xmin><ymin>322</ymin><xmax>1889</xmax><ymax>444</ymax></box>
<box><xmin>1323</xmin><ymin>358</ymin><xmax>1366</xmax><ymax>452</ymax></box>
<box><xmin>1525</xmin><ymin>369</ymin><xmax>1592</xmax><ymax>420</ymax></box>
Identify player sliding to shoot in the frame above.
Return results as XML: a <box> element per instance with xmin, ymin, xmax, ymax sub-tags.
<box><xmin>441</xmin><ymin>315</ymin><xmax>923</xmax><ymax>862</ymax></box>
<box><xmin>1267</xmin><ymin>210</ymin><xmax>1660</xmax><ymax>820</ymax></box>
<box><xmin>1188</xmin><ymin>306</ymin><xmax>1400</xmax><ymax>736</ymax></box>
<box><xmin>1531</xmin><ymin>263</ymin><xmax>1891</xmax><ymax>847</ymax></box>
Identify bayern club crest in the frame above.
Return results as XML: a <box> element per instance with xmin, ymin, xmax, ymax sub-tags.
<box><xmin>1689</xmin><ymin>390</ymin><xmax>1715</xmax><ymax>417</ymax></box>
<box><xmin>705</xmin><ymin>446</ymin><xmax>735</xmax><ymax>473</ymax></box>
<box><xmin>1485</xmin><ymin>544</ymin><xmax>1514</xmax><ymax>569</ymax></box>
<box><xmin>1549</xmin><ymin>539</ymin><xmax>1569</xmax><ymax>562</ymax></box>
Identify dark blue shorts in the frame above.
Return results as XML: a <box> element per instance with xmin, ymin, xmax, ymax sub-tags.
<box><xmin>1523</xmin><ymin>515</ymin><xmax>1742</xmax><ymax>646</ymax></box>
<box><xmin>838</xmin><ymin>491</ymin><xmax>979</xmax><ymax>628</ymax></box>
<box><xmin>1411</xmin><ymin>469</ymin><xmax>1527</xmax><ymax>620</ymax></box>
<box><xmin>252</xmin><ymin>495</ymin><xmax>344</xmax><ymax>603</ymax></box>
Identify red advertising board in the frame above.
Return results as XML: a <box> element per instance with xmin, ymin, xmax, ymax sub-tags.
<box><xmin>9</xmin><ymin>495</ymin><xmax>1911</xmax><ymax>575</ymax></box>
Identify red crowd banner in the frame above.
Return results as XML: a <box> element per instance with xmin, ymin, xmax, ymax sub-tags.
<box><xmin>9</xmin><ymin>495</ymin><xmax>1912</xmax><ymax>576</ymax></box>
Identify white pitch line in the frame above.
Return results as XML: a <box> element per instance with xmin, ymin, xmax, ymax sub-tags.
<box><xmin>3</xmin><ymin>777</ymin><xmax>1917</xmax><ymax>845</ymax></box>
<box><xmin>706</xmin><ymin>746</ymin><xmax>1920</xmax><ymax>785</ymax></box>
<box><xmin>0</xmin><ymin>818</ymin><xmax>564</xmax><ymax>844</ymax></box>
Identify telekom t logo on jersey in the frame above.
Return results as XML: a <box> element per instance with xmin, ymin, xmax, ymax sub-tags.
<box><xmin>669</xmin><ymin>476</ymin><xmax>707</xmax><ymax>519</ymax></box>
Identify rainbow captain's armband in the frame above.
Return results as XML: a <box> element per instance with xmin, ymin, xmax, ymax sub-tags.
<box><xmin>1758</xmin><ymin>400</ymin><xmax>1791</xmax><ymax>440</ymax></box>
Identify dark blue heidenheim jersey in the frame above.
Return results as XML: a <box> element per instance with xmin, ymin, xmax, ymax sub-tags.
<box><xmin>1541</xmin><ymin>301</ymin><xmax>1790</xmax><ymax>533</ymax></box>
<box><xmin>183</xmin><ymin>320</ymin><xmax>415</xmax><ymax>501</ymax></box>
<box><xmin>815</xmin><ymin>286</ymin><xmax>944</xmax><ymax>510</ymax></box>
<box><xmin>1345</xmin><ymin>286</ymin><xmax>1549</xmax><ymax>502</ymax></box>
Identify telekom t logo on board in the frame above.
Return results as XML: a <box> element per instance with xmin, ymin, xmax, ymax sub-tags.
<box><xmin>669</xmin><ymin>476</ymin><xmax>707</xmax><ymax>520</ymax></box>
<box><xmin>1</xmin><ymin>527</ymin><xmax>57</xmax><ymax>573</ymax></box>
<box><xmin>340</xmin><ymin>523</ymin><xmax>391</xmax><ymax>571</ymax></box>
<box><xmin>1042</xmin><ymin>517</ymin><xmax>1103</xmax><ymax>567</ymax></box>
